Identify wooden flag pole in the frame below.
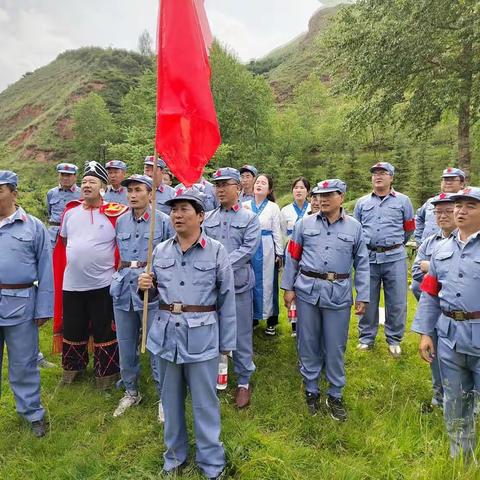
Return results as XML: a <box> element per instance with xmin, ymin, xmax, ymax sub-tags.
<box><xmin>140</xmin><ymin>151</ymin><xmax>159</xmax><ymax>353</ymax></box>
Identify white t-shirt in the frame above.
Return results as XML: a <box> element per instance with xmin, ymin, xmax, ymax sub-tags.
<box><xmin>60</xmin><ymin>206</ymin><xmax>116</xmax><ymax>291</ymax></box>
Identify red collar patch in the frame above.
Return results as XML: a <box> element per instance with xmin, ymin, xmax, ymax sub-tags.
<box><xmin>200</xmin><ymin>237</ymin><xmax>207</xmax><ymax>248</ymax></box>
<box><xmin>232</xmin><ymin>203</ymin><xmax>240</xmax><ymax>212</ymax></box>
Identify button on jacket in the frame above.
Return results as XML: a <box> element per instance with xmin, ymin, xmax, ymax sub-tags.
<box><xmin>281</xmin><ymin>210</ymin><xmax>370</xmax><ymax>309</ymax></box>
<box><xmin>146</xmin><ymin>232</ymin><xmax>236</xmax><ymax>363</ymax></box>
<box><xmin>110</xmin><ymin>207</ymin><xmax>174</xmax><ymax>311</ymax></box>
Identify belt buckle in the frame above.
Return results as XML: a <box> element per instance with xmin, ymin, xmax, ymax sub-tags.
<box><xmin>171</xmin><ymin>303</ymin><xmax>183</xmax><ymax>314</ymax></box>
<box><xmin>130</xmin><ymin>260</ymin><xmax>139</xmax><ymax>269</ymax></box>
<box><xmin>326</xmin><ymin>272</ymin><xmax>336</xmax><ymax>281</ymax></box>
<box><xmin>451</xmin><ymin>310</ymin><xmax>465</xmax><ymax>321</ymax></box>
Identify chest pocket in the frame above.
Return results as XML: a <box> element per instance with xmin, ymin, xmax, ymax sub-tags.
<box><xmin>204</xmin><ymin>220</ymin><xmax>220</xmax><ymax>237</ymax></box>
<box><xmin>385</xmin><ymin>205</ymin><xmax>403</xmax><ymax>222</ymax></box>
<box><xmin>10</xmin><ymin>233</ymin><xmax>35</xmax><ymax>264</ymax></box>
<box><xmin>360</xmin><ymin>203</ymin><xmax>376</xmax><ymax>221</ymax></box>
<box><xmin>117</xmin><ymin>232</ymin><xmax>131</xmax><ymax>256</ymax></box>
<box><xmin>472</xmin><ymin>257</ymin><xmax>480</xmax><ymax>279</ymax></box>
<box><xmin>193</xmin><ymin>261</ymin><xmax>216</xmax><ymax>287</ymax></box>
<box><xmin>336</xmin><ymin>233</ymin><xmax>354</xmax><ymax>252</ymax></box>
<box><xmin>154</xmin><ymin>257</ymin><xmax>176</xmax><ymax>288</ymax></box>
<box><xmin>303</xmin><ymin>228</ymin><xmax>321</xmax><ymax>248</ymax></box>
<box><xmin>433</xmin><ymin>250</ymin><xmax>454</xmax><ymax>279</ymax></box>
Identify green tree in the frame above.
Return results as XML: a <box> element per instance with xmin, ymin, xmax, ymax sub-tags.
<box><xmin>210</xmin><ymin>42</ymin><xmax>275</xmax><ymax>168</ymax></box>
<box><xmin>73</xmin><ymin>93</ymin><xmax>118</xmax><ymax>161</ymax></box>
<box><xmin>324</xmin><ymin>0</ymin><xmax>480</xmax><ymax>178</ymax></box>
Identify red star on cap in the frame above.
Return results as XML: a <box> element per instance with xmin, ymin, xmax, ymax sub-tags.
<box><xmin>214</xmin><ymin>169</ymin><xmax>221</xmax><ymax>177</ymax></box>
<box><xmin>176</xmin><ymin>188</ymin><xmax>184</xmax><ymax>196</ymax></box>
<box><xmin>376</xmin><ymin>163</ymin><xmax>382</xmax><ymax>167</ymax></box>
<box><xmin>447</xmin><ymin>167</ymin><xmax>453</xmax><ymax>172</ymax></box>
<box><xmin>463</xmin><ymin>188</ymin><xmax>471</xmax><ymax>194</ymax></box>
<box><xmin>439</xmin><ymin>193</ymin><xmax>447</xmax><ymax>199</ymax></box>
<box><xmin>322</xmin><ymin>181</ymin><xmax>330</xmax><ymax>188</ymax></box>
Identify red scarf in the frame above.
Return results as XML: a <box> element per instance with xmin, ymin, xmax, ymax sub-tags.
<box><xmin>52</xmin><ymin>200</ymin><xmax>128</xmax><ymax>353</ymax></box>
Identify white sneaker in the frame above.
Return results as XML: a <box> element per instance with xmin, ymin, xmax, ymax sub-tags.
<box><xmin>38</xmin><ymin>358</ymin><xmax>57</xmax><ymax>369</ymax></box>
<box><xmin>388</xmin><ymin>345</ymin><xmax>402</xmax><ymax>358</ymax></box>
<box><xmin>357</xmin><ymin>342</ymin><xmax>372</xmax><ymax>351</ymax></box>
<box><xmin>157</xmin><ymin>400</ymin><xmax>165</xmax><ymax>423</ymax></box>
<box><xmin>113</xmin><ymin>392</ymin><xmax>142</xmax><ymax>417</ymax></box>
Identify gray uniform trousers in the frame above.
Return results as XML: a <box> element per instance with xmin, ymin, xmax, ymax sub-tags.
<box><xmin>438</xmin><ymin>338</ymin><xmax>480</xmax><ymax>458</ymax></box>
<box><xmin>114</xmin><ymin>307</ymin><xmax>159</xmax><ymax>394</ymax></box>
<box><xmin>359</xmin><ymin>260</ymin><xmax>407</xmax><ymax>346</ymax></box>
<box><xmin>0</xmin><ymin>320</ymin><xmax>44</xmax><ymax>422</ymax></box>
<box><xmin>157</xmin><ymin>356</ymin><xmax>225</xmax><ymax>478</ymax></box>
<box><xmin>296</xmin><ymin>298</ymin><xmax>351</xmax><ymax>398</ymax></box>
<box><xmin>233</xmin><ymin>289</ymin><xmax>255</xmax><ymax>385</ymax></box>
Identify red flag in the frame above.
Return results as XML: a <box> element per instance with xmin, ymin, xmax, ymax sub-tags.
<box><xmin>155</xmin><ymin>0</ymin><xmax>221</xmax><ymax>187</ymax></box>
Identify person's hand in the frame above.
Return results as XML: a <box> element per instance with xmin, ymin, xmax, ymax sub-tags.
<box><xmin>35</xmin><ymin>318</ymin><xmax>49</xmax><ymax>327</ymax></box>
<box><xmin>419</xmin><ymin>334</ymin><xmax>435</xmax><ymax>363</ymax></box>
<box><xmin>138</xmin><ymin>272</ymin><xmax>154</xmax><ymax>291</ymax></box>
<box><xmin>354</xmin><ymin>301</ymin><xmax>366</xmax><ymax>315</ymax></box>
<box><xmin>284</xmin><ymin>290</ymin><xmax>296</xmax><ymax>309</ymax></box>
<box><xmin>275</xmin><ymin>255</ymin><xmax>283</xmax><ymax>268</ymax></box>
<box><xmin>420</xmin><ymin>260</ymin><xmax>430</xmax><ymax>273</ymax></box>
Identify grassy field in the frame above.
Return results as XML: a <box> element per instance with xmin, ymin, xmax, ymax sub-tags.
<box><xmin>1</xmin><ymin>292</ymin><xmax>479</xmax><ymax>480</ymax></box>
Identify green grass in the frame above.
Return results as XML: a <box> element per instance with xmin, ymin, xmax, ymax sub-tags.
<box><xmin>1</xmin><ymin>291</ymin><xmax>479</xmax><ymax>479</ymax></box>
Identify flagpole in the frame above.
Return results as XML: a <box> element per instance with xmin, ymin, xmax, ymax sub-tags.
<box><xmin>140</xmin><ymin>151</ymin><xmax>159</xmax><ymax>354</ymax></box>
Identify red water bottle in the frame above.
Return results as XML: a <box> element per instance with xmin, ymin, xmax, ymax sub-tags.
<box><xmin>216</xmin><ymin>353</ymin><xmax>228</xmax><ymax>390</ymax></box>
<box><xmin>288</xmin><ymin>301</ymin><xmax>297</xmax><ymax>337</ymax></box>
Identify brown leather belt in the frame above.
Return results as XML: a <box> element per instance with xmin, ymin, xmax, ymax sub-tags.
<box><xmin>367</xmin><ymin>244</ymin><xmax>402</xmax><ymax>252</ymax></box>
<box><xmin>118</xmin><ymin>261</ymin><xmax>148</xmax><ymax>270</ymax></box>
<box><xmin>367</xmin><ymin>244</ymin><xmax>402</xmax><ymax>253</ymax></box>
<box><xmin>49</xmin><ymin>221</ymin><xmax>61</xmax><ymax>226</ymax></box>
<box><xmin>442</xmin><ymin>310</ymin><xmax>480</xmax><ymax>321</ymax></box>
<box><xmin>159</xmin><ymin>303</ymin><xmax>216</xmax><ymax>314</ymax></box>
<box><xmin>0</xmin><ymin>283</ymin><xmax>34</xmax><ymax>289</ymax></box>
<box><xmin>300</xmin><ymin>270</ymin><xmax>349</xmax><ymax>281</ymax></box>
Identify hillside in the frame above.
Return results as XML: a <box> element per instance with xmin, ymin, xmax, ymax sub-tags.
<box><xmin>0</xmin><ymin>47</ymin><xmax>151</xmax><ymax>164</ymax></box>
<box><xmin>248</xmin><ymin>5</ymin><xmax>342</xmax><ymax>100</ymax></box>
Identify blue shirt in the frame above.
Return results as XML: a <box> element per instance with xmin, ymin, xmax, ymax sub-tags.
<box><xmin>110</xmin><ymin>207</ymin><xmax>174</xmax><ymax>311</ymax></box>
<box><xmin>281</xmin><ymin>210</ymin><xmax>370</xmax><ymax>309</ymax></box>
<box><xmin>146</xmin><ymin>232</ymin><xmax>236</xmax><ymax>364</ymax></box>
<box><xmin>154</xmin><ymin>184</ymin><xmax>176</xmax><ymax>215</ymax></box>
<box><xmin>414</xmin><ymin>197</ymin><xmax>439</xmax><ymax>245</ymax></box>
<box><xmin>239</xmin><ymin>191</ymin><xmax>254</xmax><ymax>203</ymax></box>
<box><xmin>46</xmin><ymin>185</ymin><xmax>81</xmax><ymax>223</ymax></box>
<box><xmin>411</xmin><ymin>232</ymin><xmax>446</xmax><ymax>283</ymax></box>
<box><xmin>353</xmin><ymin>190</ymin><xmax>415</xmax><ymax>264</ymax></box>
<box><xmin>412</xmin><ymin>231</ymin><xmax>480</xmax><ymax>356</ymax></box>
<box><xmin>203</xmin><ymin>203</ymin><xmax>261</xmax><ymax>293</ymax></box>
<box><xmin>0</xmin><ymin>207</ymin><xmax>53</xmax><ymax>325</ymax></box>
<box><xmin>104</xmin><ymin>186</ymin><xmax>128</xmax><ymax>205</ymax></box>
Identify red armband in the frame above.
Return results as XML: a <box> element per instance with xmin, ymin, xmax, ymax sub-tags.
<box><xmin>288</xmin><ymin>240</ymin><xmax>303</xmax><ymax>261</ymax></box>
<box><xmin>420</xmin><ymin>274</ymin><xmax>441</xmax><ymax>296</ymax></box>
<box><xmin>403</xmin><ymin>218</ymin><xmax>416</xmax><ymax>232</ymax></box>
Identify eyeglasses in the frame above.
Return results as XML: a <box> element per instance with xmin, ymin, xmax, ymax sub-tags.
<box><xmin>434</xmin><ymin>209</ymin><xmax>454</xmax><ymax>216</ymax></box>
<box><xmin>214</xmin><ymin>182</ymin><xmax>238</xmax><ymax>189</ymax></box>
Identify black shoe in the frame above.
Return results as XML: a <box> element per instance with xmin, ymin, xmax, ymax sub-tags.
<box><xmin>305</xmin><ymin>391</ymin><xmax>319</xmax><ymax>416</ymax></box>
<box><xmin>326</xmin><ymin>395</ymin><xmax>347</xmax><ymax>422</ymax></box>
<box><xmin>31</xmin><ymin>419</ymin><xmax>48</xmax><ymax>438</ymax></box>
